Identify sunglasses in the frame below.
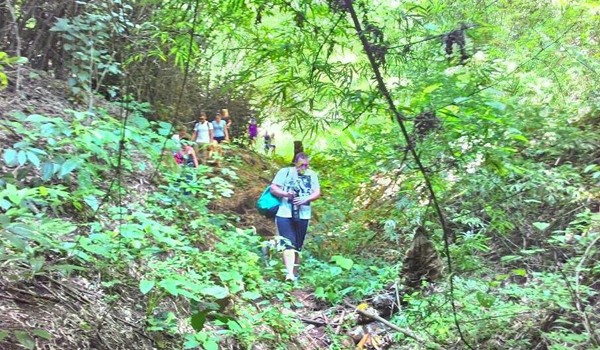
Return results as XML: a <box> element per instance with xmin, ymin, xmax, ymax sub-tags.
<box><xmin>296</xmin><ymin>163</ymin><xmax>309</xmax><ymax>169</ymax></box>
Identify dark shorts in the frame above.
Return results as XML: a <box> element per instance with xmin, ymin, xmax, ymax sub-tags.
<box><xmin>214</xmin><ymin>136</ymin><xmax>226</xmax><ymax>143</ymax></box>
<box><xmin>276</xmin><ymin>217</ymin><xmax>309</xmax><ymax>250</ymax></box>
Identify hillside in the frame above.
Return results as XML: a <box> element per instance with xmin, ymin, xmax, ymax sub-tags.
<box><xmin>0</xmin><ymin>66</ymin><xmax>414</xmax><ymax>350</ymax></box>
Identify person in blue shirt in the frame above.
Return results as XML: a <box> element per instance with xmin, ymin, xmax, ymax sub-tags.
<box><xmin>212</xmin><ymin>112</ymin><xmax>229</xmax><ymax>143</ymax></box>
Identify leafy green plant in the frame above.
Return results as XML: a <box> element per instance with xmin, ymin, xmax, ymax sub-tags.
<box><xmin>0</xmin><ymin>51</ymin><xmax>26</xmax><ymax>89</ymax></box>
<box><xmin>50</xmin><ymin>0</ymin><xmax>132</xmax><ymax>107</ymax></box>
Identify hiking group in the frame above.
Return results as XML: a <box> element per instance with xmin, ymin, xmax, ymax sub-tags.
<box><xmin>172</xmin><ymin>108</ymin><xmax>231</xmax><ymax>168</ymax></box>
<box><xmin>172</xmin><ymin>108</ymin><xmax>319</xmax><ymax>283</ymax></box>
<box><xmin>173</xmin><ymin>109</ymin><xmax>277</xmax><ymax>168</ymax></box>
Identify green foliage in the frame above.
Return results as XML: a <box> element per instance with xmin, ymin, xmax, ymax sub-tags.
<box><xmin>0</xmin><ymin>51</ymin><xmax>26</xmax><ymax>89</ymax></box>
<box><xmin>0</xmin><ymin>104</ymin><xmax>304</xmax><ymax>349</ymax></box>
<box><xmin>303</xmin><ymin>255</ymin><xmax>397</xmax><ymax>304</ymax></box>
<box><xmin>3</xmin><ymin>0</ymin><xmax>600</xmax><ymax>348</ymax></box>
<box><xmin>50</xmin><ymin>0</ymin><xmax>131</xmax><ymax>103</ymax></box>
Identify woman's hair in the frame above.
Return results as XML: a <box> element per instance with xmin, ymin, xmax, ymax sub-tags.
<box><xmin>221</xmin><ymin>108</ymin><xmax>229</xmax><ymax>117</ymax></box>
<box><xmin>294</xmin><ymin>152</ymin><xmax>309</xmax><ymax>163</ymax></box>
<box><xmin>199</xmin><ymin>111</ymin><xmax>207</xmax><ymax>118</ymax></box>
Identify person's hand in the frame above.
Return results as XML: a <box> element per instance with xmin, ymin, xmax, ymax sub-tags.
<box><xmin>285</xmin><ymin>191</ymin><xmax>295</xmax><ymax>199</ymax></box>
<box><xmin>293</xmin><ymin>196</ymin><xmax>308</xmax><ymax>205</ymax></box>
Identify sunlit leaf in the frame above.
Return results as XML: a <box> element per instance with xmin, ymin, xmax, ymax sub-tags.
<box><xmin>26</xmin><ymin>151</ymin><xmax>41</xmax><ymax>167</ymax></box>
<box><xmin>532</xmin><ymin>222</ymin><xmax>550</xmax><ymax>231</ymax></box>
<box><xmin>331</xmin><ymin>255</ymin><xmax>354</xmax><ymax>270</ymax></box>
<box><xmin>17</xmin><ymin>150</ymin><xmax>27</xmax><ymax>165</ymax></box>
<box><xmin>200</xmin><ymin>286</ymin><xmax>229</xmax><ymax>299</ymax></box>
<box><xmin>140</xmin><ymin>279</ymin><xmax>155</xmax><ymax>295</ymax></box>
<box><xmin>83</xmin><ymin>195</ymin><xmax>100</xmax><ymax>211</ymax></box>
<box><xmin>3</xmin><ymin>149</ymin><xmax>18</xmax><ymax>166</ymax></box>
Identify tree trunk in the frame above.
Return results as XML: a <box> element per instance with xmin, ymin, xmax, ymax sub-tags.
<box><xmin>292</xmin><ymin>141</ymin><xmax>303</xmax><ymax>164</ymax></box>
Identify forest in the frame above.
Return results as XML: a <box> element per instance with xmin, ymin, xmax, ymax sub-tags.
<box><xmin>0</xmin><ymin>0</ymin><xmax>599</xmax><ymax>349</ymax></box>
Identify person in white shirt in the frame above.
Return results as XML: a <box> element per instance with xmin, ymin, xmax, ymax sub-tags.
<box><xmin>192</xmin><ymin>112</ymin><xmax>214</xmax><ymax>163</ymax></box>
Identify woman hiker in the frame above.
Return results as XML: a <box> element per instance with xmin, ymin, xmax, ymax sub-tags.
<box><xmin>269</xmin><ymin>153</ymin><xmax>320</xmax><ymax>281</ymax></box>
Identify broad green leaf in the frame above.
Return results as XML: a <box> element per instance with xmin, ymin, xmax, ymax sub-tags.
<box><xmin>227</xmin><ymin>320</ymin><xmax>242</xmax><ymax>332</ymax></box>
<box><xmin>512</xmin><ymin>268</ymin><xmax>527</xmax><ymax>277</ymax></box>
<box><xmin>51</xmin><ymin>18</ymin><xmax>71</xmax><ymax>32</ymax></box>
<box><xmin>453</xmin><ymin>97</ymin><xmax>469</xmax><ymax>104</ymax></box>
<box><xmin>183</xmin><ymin>339</ymin><xmax>201</xmax><ymax>349</ymax></box>
<box><xmin>494</xmin><ymin>274</ymin><xmax>510</xmax><ymax>281</ymax></box>
<box><xmin>511</xmin><ymin>134</ymin><xmax>529</xmax><ymax>143</ymax></box>
<box><xmin>190</xmin><ymin>311</ymin><xmax>209</xmax><ymax>331</ymax></box>
<box><xmin>83</xmin><ymin>195</ymin><xmax>99</xmax><ymax>211</ymax></box>
<box><xmin>26</xmin><ymin>151</ymin><xmax>41</xmax><ymax>167</ymax></box>
<box><xmin>59</xmin><ymin>158</ymin><xmax>80</xmax><ymax>177</ymax></box>
<box><xmin>583</xmin><ymin>164</ymin><xmax>597</xmax><ymax>173</ymax></box>
<box><xmin>119</xmin><ymin>224</ymin><xmax>144</xmax><ymax>239</ymax></box>
<box><xmin>41</xmin><ymin>162</ymin><xmax>55</xmax><ymax>181</ymax></box>
<box><xmin>32</xmin><ymin>328</ymin><xmax>52</xmax><ymax>340</ymax></box>
<box><xmin>159</xmin><ymin>279</ymin><xmax>181</xmax><ymax>296</ymax></box>
<box><xmin>331</xmin><ymin>255</ymin><xmax>354</xmax><ymax>270</ymax></box>
<box><xmin>17</xmin><ymin>150</ymin><xmax>27</xmax><ymax>165</ymax></box>
<box><xmin>5</xmin><ymin>233</ymin><xmax>28</xmax><ymax>250</ymax></box>
<box><xmin>3</xmin><ymin>149</ymin><xmax>17</xmax><ymax>166</ymax></box>
<box><xmin>200</xmin><ymin>286</ymin><xmax>229</xmax><ymax>299</ymax></box>
<box><xmin>241</xmin><ymin>291</ymin><xmax>261</xmax><ymax>300</ymax></box>
<box><xmin>9</xmin><ymin>224</ymin><xmax>34</xmax><ymax>237</ymax></box>
<box><xmin>218</xmin><ymin>271</ymin><xmax>242</xmax><ymax>282</ymax></box>
<box><xmin>532</xmin><ymin>222</ymin><xmax>550</xmax><ymax>231</ymax></box>
<box><xmin>139</xmin><ymin>280</ymin><xmax>155</xmax><ymax>295</ymax></box>
<box><xmin>500</xmin><ymin>255</ymin><xmax>522</xmax><ymax>262</ymax></box>
<box><xmin>6</xmin><ymin>183</ymin><xmax>21</xmax><ymax>204</ymax></box>
<box><xmin>131</xmin><ymin>116</ymin><xmax>150</xmax><ymax>129</ymax></box>
<box><xmin>0</xmin><ymin>214</ymin><xmax>10</xmax><ymax>226</ymax></box>
<box><xmin>14</xmin><ymin>330</ymin><xmax>34</xmax><ymax>350</ymax></box>
<box><xmin>520</xmin><ymin>248</ymin><xmax>545</xmax><ymax>254</ymax></box>
<box><xmin>29</xmin><ymin>256</ymin><xmax>45</xmax><ymax>273</ymax></box>
<box><xmin>0</xmin><ymin>199</ymin><xmax>11</xmax><ymax>210</ymax></box>
<box><xmin>204</xmin><ymin>339</ymin><xmax>219</xmax><ymax>350</ymax></box>
<box><xmin>25</xmin><ymin>114</ymin><xmax>49</xmax><ymax>123</ymax></box>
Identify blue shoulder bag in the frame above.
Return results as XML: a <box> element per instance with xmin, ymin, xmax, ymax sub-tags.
<box><xmin>256</xmin><ymin>168</ymin><xmax>291</xmax><ymax>218</ymax></box>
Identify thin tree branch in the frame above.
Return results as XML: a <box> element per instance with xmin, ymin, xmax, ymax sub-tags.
<box><xmin>5</xmin><ymin>0</ymin><xmax>22</xmax><ymax>91</ymax></box>
<box><xmin>343</xmin><ymin>2</ymin><xmax>474</xmax><ymax>348</ymax></box>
